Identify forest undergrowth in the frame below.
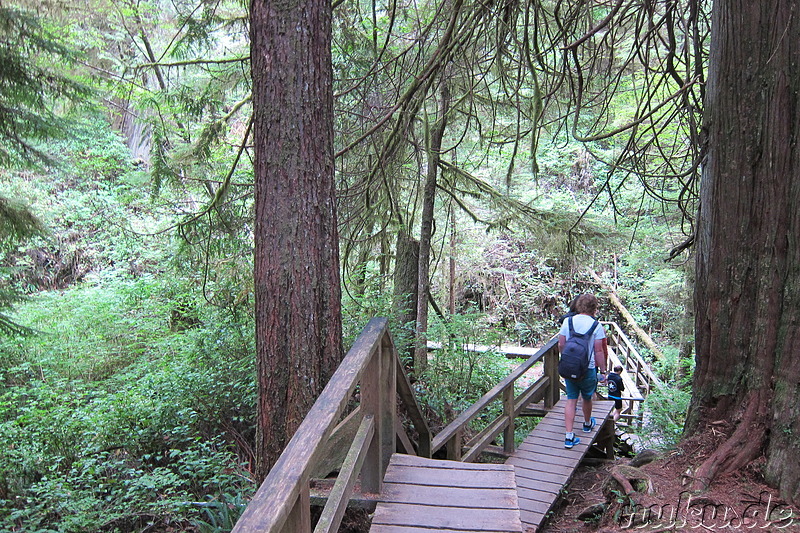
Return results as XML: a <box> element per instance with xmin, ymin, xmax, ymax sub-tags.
<box><xmin>0</xmin><ymin>114</ymin><xmax>698</xmax><ymax>532</ymax></box>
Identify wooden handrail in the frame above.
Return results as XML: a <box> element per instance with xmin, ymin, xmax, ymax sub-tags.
<box><xmin>232</xmin><ymin>319</ymin><xmax>662</xmax><ymax>532</ymax></box>
<box><xmin>604</xmin><ymin>322</ymin><xmax>664</xmax><ymax>390</ymax></box>
<box><xmin>314</xmin><ymin>415</ymin><xmax>374</xmax><ymax>533</ymax></box>
<box><xmin>601</xmin><ymin>321</ymin><xmax>665</xmax><ymax>427</ymax></box>
<box><xmin>232</xmin><ymin>317</ymin><xmax>430</xmax><ymax>533</ymax></box>
<box><xmin>395</xmin><ymin>354</ymin><xmax>432</xmax><ymax>457</ymax></box>
<box><xmin>431</xmin><ymin>337</ymin><xmax>560</xmax><ymax>459</ymax></box>
<box><xmin>605</xmin><ymin>349</ymin><xmax>645</xmax><ymax>402</ymax></box>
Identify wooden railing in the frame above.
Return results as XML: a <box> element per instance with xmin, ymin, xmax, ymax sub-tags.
<box><xmin>430</xmin><ymin>337</ymin><xmax>561</xmax><ymax>461</ymax></box>
<box><xmin>232</xmin><ymin>320</ymin><xmax>641</xmax><ymax>532</ymax></box>
<box><xmin>231</xmin><ymin>317</ymin><xmax>430</xmax><ymax>533</ymax></box>
<box><xmin>604</xmin><ymin>321</ymin><xmax>664</xmax><ymax>424</ymax></box>
<box><xmin>605</xmin><ymin>321</ymin><xmax>664</xmax><ymax>393</ymax></box>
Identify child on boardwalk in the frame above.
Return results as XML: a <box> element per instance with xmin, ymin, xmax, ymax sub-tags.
<box><xmin>606</xmin><ymin>365</ymin><xmax>625</xmax><ymax>422</ymax></box>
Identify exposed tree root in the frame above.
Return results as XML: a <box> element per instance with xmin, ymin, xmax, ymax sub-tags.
<box><xmin>605</xmin><ymin>465</ymin><xmax>653</xmax><ymax>496</ymax></box>
<box><xmin>690</xmin><ymin>389</ymin><xmax>769</xmax><ymax>492</ymax></box>
<box><xmin>610</xmin><ymin>468</ymin><xmax>636</xmax><ymax>495</ymax></box>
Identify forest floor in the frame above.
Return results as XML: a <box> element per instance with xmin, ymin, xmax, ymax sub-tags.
<box><xmin>542</xmin><ymin>434</ymin><xmax>800</xmax><ymax>532</ymax></box>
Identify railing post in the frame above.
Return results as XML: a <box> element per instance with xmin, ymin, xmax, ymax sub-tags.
<box><xmin>283</xmin><ymin>479</ymin><xmax>311</xmax><ymax>533</ymax></box>
<box><xmin>394</xmin><ymin>353</ymin><xmax>432</xmax><ymax>457</ymax></box>
<box><xmin>381</xmin><ymin>335</ymin><xmax>396</xmax><ymax>471</ymax></box>
<box><xmin>361</xmin><ymin>336</ymin><xmax>384</xmax><ymax>493</ymax></box>
<box><xmin>631</xmin><ymin>358</ymin><xmax>640</xmax><ymax>391</ymax></box>
<box><xmin>446</xmin><ymin>429</ymin><xmax>463</xmax><ymax>461</ymax></box>
<box><xmin>599</xmin><ymin>420</ymin><xmax>615</xmax><ymax>459</ymax></box>
<box><xmin>544</xmin><ymin>345</ymin><xmax>560</xmax><ymax>409</ymax></box>
<box><xmin>503</xmin><ymin>387</ymin><xmax>515</xmax><ymax>454</ymax></box>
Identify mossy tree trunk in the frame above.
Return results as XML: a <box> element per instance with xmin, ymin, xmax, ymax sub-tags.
<box><xmin>414</xmin><ymin>81</ymin><xmax>450</xmax><ymax>372</ymax></box>
<box><xmin>686</xmin><ymin>0</ymin><xmax>800</xmax><ymax>505</ymax></box>
<box><xmin>394</xmin><ymin>229</ymin><xmax>420</xmax><ymax>361</ymax></box>
<box><xmin>250</xmin><ymin>0</ymin><xmax>342</xmax><ymax>482</ymax></box>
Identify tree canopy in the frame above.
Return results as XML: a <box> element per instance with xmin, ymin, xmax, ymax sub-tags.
<box><xmin>0</xmin><ymin>7</ymin><xmax>91</xmax><ymax>167</ymax></box>
<box><xmin>1</xmin><ymin>1</ymin><xmax>799</xmax><ymax>528</ymax></box>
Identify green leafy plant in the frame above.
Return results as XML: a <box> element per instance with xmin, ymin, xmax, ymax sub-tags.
<box><xmin>0</xmin><ymin>273</ymin><xmax>256</xmax><ymax>532</ymax></box>
<box><xmin>193</xmin><ymin>492</ymin><xmax>249</xmax><ymax>533</ymax></box>
<box><xmin>637</xmin><ymin>386</ymin><xmax>691</xmax><ymax>449</ymax></box>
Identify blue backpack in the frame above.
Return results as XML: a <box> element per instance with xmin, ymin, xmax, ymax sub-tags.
<box><xmin>558</xmin><ymin>316</ymin><xmax>598</xmax><ymax>380</ymax></box>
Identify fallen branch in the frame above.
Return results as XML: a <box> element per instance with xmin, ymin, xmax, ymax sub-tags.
<box><xmin>589</xmin><ymin>269</ymin><xmax>664</xmax><ymax>361</ymax></box>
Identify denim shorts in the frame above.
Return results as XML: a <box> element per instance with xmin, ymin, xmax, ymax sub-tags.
<box><xmin>565</xmin><ymin>371</ymin><xmax>598</xmax><ymax>401</ymax></box>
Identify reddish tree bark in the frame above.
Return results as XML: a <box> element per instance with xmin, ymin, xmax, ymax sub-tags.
<box><xmin>687</xmin><ymin>0</ymin><xmax>800</xmax><ymax>505</ymax></box>
<box><xmin>250</xmin><ymin>0</ymin><xmax>342</xmax><ymax>482</ymax></box>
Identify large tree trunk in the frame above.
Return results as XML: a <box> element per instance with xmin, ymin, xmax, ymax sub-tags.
<box><xmin>250</xmin><ymin>0</ymin><xmax>342</xmax><ymax>482</ymax></box>
<box><xmin>686</xmin><ymin>0</ymin><xmax>800</xmax><ymax>505</ymax></box>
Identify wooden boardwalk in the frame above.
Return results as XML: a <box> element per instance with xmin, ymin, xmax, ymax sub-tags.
<box><xmin>370</xmin><ymin>401</ymin><xmax>613</xmax><ymax>533</ymax></box>
<box><xmin>371</xmin><ymin>454</ymin><xmax>523</xmax><ymax>533</ymax></box>
<box><xmin>506</xmin><ymin>399</ymin><xmax>615</xmax><ymax>532</ymax></box>
<box><xmin>231</xmin><ymin>321</ymin><xmax>649</xmax><ymax>533</ymax></box>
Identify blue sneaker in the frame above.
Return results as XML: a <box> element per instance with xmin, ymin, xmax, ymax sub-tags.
<box><xmin>565</xmin><ymin>433</ymin><xmax>580</xmax><ymax>449</ymax></box>
<box><xmin>583</xmin><ymin>417</ymin><xmax>596</xmax><ymax>432</ymax></box>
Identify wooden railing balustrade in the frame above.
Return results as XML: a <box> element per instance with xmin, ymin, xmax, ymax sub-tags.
<box><xmin>604</xmin><ymin>321</ymin><xmax>664</xmax><ymax>424</ymax></box>
<box><xmin>230</xmin><ymin>318</ymin><xmax>669</xmax><ymax>532</ymax></box>
<box><xmin>231</xmin><ymin>320</ymin><xmax>564</xmax><ymax>533</ymax></box>
<box><xmin>231</xmin><ymin>317</ymin><xmax>430</xmax><ymax>533</ymax></box>
<box><xmin>430</xmin><ymin>337</ymin><xmax>561</xmax><ymax>461</ymax></box>
<box><xmin>606</xmin><ymin>322</ymin><xmax>663</xmax><ymax>391</ymax></box>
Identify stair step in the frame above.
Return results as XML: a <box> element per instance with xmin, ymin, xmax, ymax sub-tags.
<box><xmin>370</xmin><ymin>454</ymin><xmax>523</xmax><ymax>533</ymax></box>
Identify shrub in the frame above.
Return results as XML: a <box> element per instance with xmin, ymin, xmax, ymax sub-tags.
<box><xmin>3</xmin><ymin>440</ymin><xmax>250</xmax><ymax>533</ymax></box>
<box><xmin>637</xmin><ymin>385</ymin><xmax>691</xmax><ymax>450</ymax></box>
<box><xmin>417</xmin><ymin>313</ymin><xmax>510</xmax><ymax>432</ymax></box>
<box><xmin>0</xmin><ymin>276</ymin><xmax>256</xmax><ymax>532</ymax></box>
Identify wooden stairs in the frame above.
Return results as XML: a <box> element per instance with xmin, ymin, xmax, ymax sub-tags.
<box><xmin>371</xmin><ymin>454</ymin><xmax>523</xmax><ymax>533</ymax></box>
<box><xmin>370</xmin><ymin>399</ymin><xmax>616</xmax><ymax>533</ymax></box>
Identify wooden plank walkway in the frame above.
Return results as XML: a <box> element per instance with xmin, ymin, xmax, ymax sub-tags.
<box><xmin>506</xmin><ymin>399</ymin><xmax>615</xmax><ymax>532</ymax></box>
<box><xmin>427</xmin><ymin>340</ymin><xmax>542</xmax><ymax>359</ymax></box>
<box><xmin>371</xmin><ymin>454</ymin><xmax>523</xmax><ymax>533</ymax></box>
